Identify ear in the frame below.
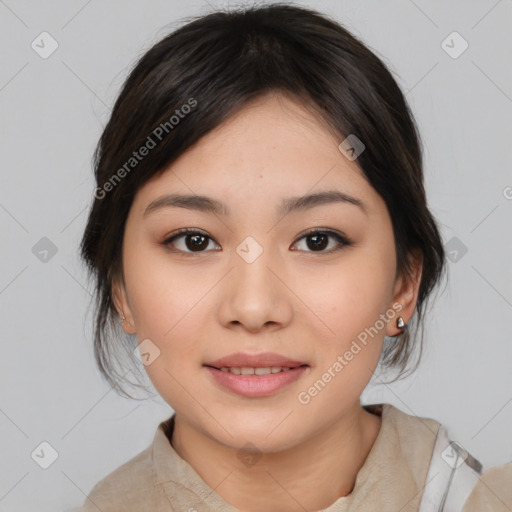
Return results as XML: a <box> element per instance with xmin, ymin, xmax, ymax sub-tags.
<box><xmin>112</xmin><ymin>274</ymin><xmax>136</xmax><ymax>335</ymax></box>
<box><xmin>385</xmin><ymin>249</ymin><xmax>423</xmax><ymax>337</ymax></box>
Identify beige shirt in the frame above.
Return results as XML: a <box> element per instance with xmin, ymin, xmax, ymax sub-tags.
<box><xmin>79</xmin><ymin>403</ymin><xmax>512</xmax><ymax>511</ymax></box>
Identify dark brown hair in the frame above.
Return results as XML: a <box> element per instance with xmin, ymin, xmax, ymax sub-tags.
<box><xmin>80</xmin><ymin>3</ymin><xmax>447</xmax><ymax>398</ymax></box>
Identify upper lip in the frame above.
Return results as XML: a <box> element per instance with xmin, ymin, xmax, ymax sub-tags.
<box><xmin>204</xmin><ymin>352</ymin><xmax>308</xmax><ymax>369</ymax></box>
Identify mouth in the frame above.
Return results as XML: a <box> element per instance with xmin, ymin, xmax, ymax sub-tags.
<box><xmin>204</xmin><ymin>351</ymin><xmax>309</xmax><ymax>370</ymax></box>
<box><xmin>203</xmin><ymin>353</ymin><xmax>309</xmax><ymax>397</ymax></box>
<box><xmin>204</xmin><ymin>364</ymin><xmax>308</xmax><ymax>375</ymax></box>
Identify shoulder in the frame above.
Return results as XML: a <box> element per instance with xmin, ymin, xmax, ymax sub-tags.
<box><xmin>368</xmin><ymin>402</ymin><xmax>441</xmax><ymax>459</ymax></box>
<box><xmin>380</xmin><ymin>403</ymin><xmax>441</xmax><ymax>485</ymax></box>
<box><xmin>386</xmin><ymin>403</ymin><xmax>512</xmax><ymax>512</ymax></box>
<box><xmin>378</xmin><ymin>402</ymin><xmax>441</xmax><ymax>438</ymax></box>
<box><xmin>351</xmin><ymin>403</ymin><xmax>441</xmax><ymax>509</ymax></box>
<box><xmin>463</xmin><ymin>461</ymin><xmax>512</xmax><ymax>511</ymax></box>
<box><xmin>80</xmin><ymin>418</ymin><xmax>174</xmax><ymax>512</ymax></box>
<box><xmin>81</xmin><ymin>444</ymin><xmax>161</xmax><ymax>511</ymax></box>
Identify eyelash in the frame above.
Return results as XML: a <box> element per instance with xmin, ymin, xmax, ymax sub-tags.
<box><xmin>161</xmin><ymin>227</ymin><xmax>353</xmax><ymax>255</ymax></box>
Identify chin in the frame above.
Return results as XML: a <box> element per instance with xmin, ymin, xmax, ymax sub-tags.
<box><xmin>203</xmin><ymin>412</ymin><xmax>303</xmax><ymax>454</ymax></box>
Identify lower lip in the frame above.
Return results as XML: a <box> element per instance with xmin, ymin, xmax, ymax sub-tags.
<box><xmin>204</xmin><ymin>366</ymin><xmax>308</xmax><ymax>398</ymax></box>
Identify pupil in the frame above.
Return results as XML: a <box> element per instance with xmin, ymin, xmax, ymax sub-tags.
<box><xmin>184</xmin><ymin>233</ymin><xmax>329</xmax><ymax>252</ymax></box>
<box><xmin>187</xmin><ymin>234</ymin><xmax>208</xmax><ymax>251</ymax></box>
<box><xmin>308</xmin><ymin>233</ymin><xmax>327</xmax><ymax>251</ymax></box>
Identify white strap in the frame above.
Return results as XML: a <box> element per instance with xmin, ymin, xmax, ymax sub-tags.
<box><xmin>418</xmin><ymin>425</ymin><xmax>482</xmax><ymax>512</ymax></box>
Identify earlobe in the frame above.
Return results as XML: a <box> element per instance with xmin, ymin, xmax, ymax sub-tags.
<box><xmin>386</xmin><ymin>250</ymin><xmax>423</xmax><ymax>337</ymax></box>
<box><xmin>112</xmin><ymin>277</ymin><xmax>136</xmax><ymax>334</ymax></box>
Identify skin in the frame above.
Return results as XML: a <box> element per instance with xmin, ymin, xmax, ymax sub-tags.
<box><xmin>113</xmin><ymin>92</ymin><xmax>423</xmax><ymax>512</ymax></box>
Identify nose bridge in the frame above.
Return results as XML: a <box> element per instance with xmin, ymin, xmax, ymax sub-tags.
<box><xmin>233</xmin><ymin>234</ymin><xmax>278</xmax><ymax>296</ymax></box>
<box><xmin>217</xmin><ymin>233</ymin><xmax>292</xmax><ymax>330</ymax></box>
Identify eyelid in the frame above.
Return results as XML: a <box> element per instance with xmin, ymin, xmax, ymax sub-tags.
<box><xmin>292</xmin><ymin>227</ymin><xmax>352</xmax><ymax>252</ymax></box>
<box><xmin>161</xmin><ymin>227</ymin><xmax>352</xmax><ymax>254</ymax></box>
<box><xmin>295</xmin><ymin>227</ymin><xmax>349</xmax><ymax>241</ymax></box>
<box><xmin>162</xmin><ymin>227</ymin><xmax>220</xmax><ymax>253</ymax></box>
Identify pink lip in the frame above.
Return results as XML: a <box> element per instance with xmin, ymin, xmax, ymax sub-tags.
<box><xmin>203</xmin><ymin>352</ymin><xmax>309</xmax><ymax>398</ymax></box>
<box><xmin>204</xmin><ymin>351</ymin><xmax>307</xmax><ymax>369</ymax></box>
<box><xmin>205</xmin><ymin>366</ymin><xmax>308</xmax><ymax>398</ymax></box>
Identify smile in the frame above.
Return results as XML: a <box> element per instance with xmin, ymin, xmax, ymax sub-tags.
<box><xmin>204</xmin><ymin>365</ymin><xmax>309</xmax><ymax>397</ymax></box>
<box><xmin>216</xmin><ymin>366</ymin><xmax>302</xmax><ymax>375</ymax></box>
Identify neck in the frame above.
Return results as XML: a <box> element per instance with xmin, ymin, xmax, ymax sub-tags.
<box><xmin>170</xmin><ymin>404</ymin><xmax>382</xmax><ymax>512</ymax></box>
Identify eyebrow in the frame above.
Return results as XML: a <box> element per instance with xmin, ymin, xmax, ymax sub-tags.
<box><xmin>143</xmin><ymin>190</ymin><xmax>367</xmax><ymax>218</ymax></box>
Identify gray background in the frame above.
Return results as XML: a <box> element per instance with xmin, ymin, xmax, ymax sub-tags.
<box><xmin>1</xmin><ymin>1</ymin><xmax>511</xmax><ymax>510</ymax></box>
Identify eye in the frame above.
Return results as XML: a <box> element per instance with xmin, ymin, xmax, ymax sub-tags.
<box><xmin>162</xmin><ymin>228</ymin><xmax>220</xmax><ymax>254</ymax></box>
<box><xmin>291</xmin><ymin>229</ymin><xmax>352</xmax><ymax>253</ymax></box>
<box><xmin>161</xmin><ymin>227</ymin><xmax>352</xmax><ymax>255</ymax></box>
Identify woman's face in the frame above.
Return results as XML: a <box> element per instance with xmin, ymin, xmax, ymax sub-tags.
<box><xmin>114</xmin><ymin>93</ymin><xmax>420</xmax><ymax>452</ymax></box>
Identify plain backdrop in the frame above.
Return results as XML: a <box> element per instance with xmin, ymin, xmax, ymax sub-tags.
<box><xmin>1</xmin><ymin>1</ymin><xmax>511</xmax><ymax>510</ymax></box>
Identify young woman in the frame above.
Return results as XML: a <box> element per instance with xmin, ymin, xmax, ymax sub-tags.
<box><xmin>78</xmin><ymin>4</ymin><xmax>512</xmax><ymax>511</ymax></box>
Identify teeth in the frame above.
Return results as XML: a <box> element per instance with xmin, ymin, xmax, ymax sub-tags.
<box><xmin>255</xmin><ymin>367</ymin><xmax>271</xmax><ymax>375</ymax></box>
<box><xmin>219</xmin><ymin>366</ymin><xmax>293</xmax><ymax>375</ymax></box>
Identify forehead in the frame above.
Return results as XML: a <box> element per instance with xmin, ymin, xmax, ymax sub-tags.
<box><xmin>132</xmin><ymin>93</ymin><xmax>384</xmax><ymax>219</ymax></box>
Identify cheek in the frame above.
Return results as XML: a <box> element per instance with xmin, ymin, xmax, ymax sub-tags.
<box><xmin>293</xmin><ymin>259</ymin><xmax>391</xmax><ymax>419</ymax></box>
<box><xmin>295</xmin><ymin>249</ymin><xmax>396</xmax><ymax>402</ymax></box>
<box><xmin>123</xmin><ymin>241</ymin><xmax>206</xmax><ymax>337</ymax></box>
<box><xmin>122</xmin><ymin>247</ymin><xmax>216</xmax><ymax>403</ymax></box>
<box><xmin>125</xmin><ymin>260</ymin><xmax>211</xmax><ymax>409</ymax></box>
<box><xmin>306</xmin><ymin>251</ymin><xmax>394</xmax><ymax>340</ymax></box>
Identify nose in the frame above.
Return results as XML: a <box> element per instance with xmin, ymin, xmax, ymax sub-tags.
<box><xmin>216</xmin><ymin>242</ymin><xmax>293</xmax><ymax>333</ymax></box>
